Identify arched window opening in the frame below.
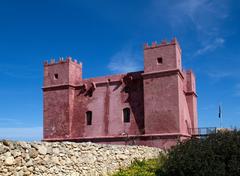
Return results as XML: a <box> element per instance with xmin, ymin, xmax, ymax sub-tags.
<box><xmin>123</xmin><ymin>108</ymin><xmax>130</xmax><ymax>123</ymax></box>
<box><xmin>86</xmin><ymin>111</ymin><xmax>92</xmax><ymax>125</ymax></box>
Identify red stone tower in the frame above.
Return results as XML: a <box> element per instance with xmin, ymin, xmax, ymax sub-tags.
<box><xmin>43</xmin><ymin>57</ymin><xmax>82</xmax><ymax>139</ymax></box>
<box><xmin>143</xmin><ymin>39</ymin><xmax>197</xmax><ymax>146</ymax></box>
<box><xmin>143</xmin><ymin>39</ymin><xmax>182</xmax><ymax>133</ymax></box>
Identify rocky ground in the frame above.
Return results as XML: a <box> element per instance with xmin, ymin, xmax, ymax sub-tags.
<box><xmin>0</xmin><ymin>140</ymin><xmax>162</xmax><ymax>176</ymax></box>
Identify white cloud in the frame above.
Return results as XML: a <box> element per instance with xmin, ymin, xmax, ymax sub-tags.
<box><xmin>170</xmin><ymin>0</ymin><xmax>228</xmax><ymax>54</ymax></box>
<box><xmin>108</xmin><ymin>46</ymin><xmax>143</xmax><ymax>73</ymax></box>
<box><xmin>169</xmin><ymin>0</ymin><xmax>228</xmax><ymax>35</ymax></box>
<box><xmin>195</xmin><ymin>38</ymin><xmax>225</xmax><ymax>56</ymax></box>
<box><xmin>0</xmin><ymin>127</ymin><xmax>42</xmax><ymax>141</ymax></box>
<box><xmin>151</xmin><ymin>0</ymin><xmax>229</xmax><ymax>56</ymax></box>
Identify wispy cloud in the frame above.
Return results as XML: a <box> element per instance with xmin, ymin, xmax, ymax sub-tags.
<box><xmin>172</xmin><ymin>0</ymin><xmax>228</xmax><ymax>56</ymax></box>
<box><xmin>169</xmin><ymin>0</ymin><xmax>228</xmax><ymax>35</ymax></box>
<box><xmin>0</xmin><ymin>127</ymin><xmax>42</xmax><ymax>141</ymax></box>
<box><xmin>108</xmin><ymin>45</ymin><xmax>143</xmax><ymax>73</ymax></box>
<box><xmin>151</xmin><ymin>0</ymin><xmax>229</xmax><ymax>56</ymax></box>
<box><xmin>195</xmin><ymin>38</ymin><xmax>225</xmax><ymax>56</ymax></box>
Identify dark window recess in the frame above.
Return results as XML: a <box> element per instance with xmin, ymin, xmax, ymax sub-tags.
<box><xmin>86</xmin><ymin>111</ymin><xmax>92</xmax><ymax>125</ymax></box>
<box><xmin>157</xmin><ymin>57</ymin><xmax>163</xmax><ymax>64</ymax></box>
<box><xmin>123</xmin><ymin>108</ymin><xmax>130</xmax><ymax>123</ymax></box>
<box><xmin>85</xmin><ymin>89</ymin><xmax>93</xmax><ymax>97</ymax></box>
<box><xmin>124</xmin><ymin>86</ymin><xmax>130</xmax><ymax>93</ymax></box>
<box><xmin>54</xmin><ymin>74</ymin><xmax>59</xmax><ymax>80</ymax></box>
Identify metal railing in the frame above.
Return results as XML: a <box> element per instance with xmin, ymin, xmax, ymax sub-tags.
<box><xmin>189</xmin><ymin>127</ymin><xmax>217</xmax><ymax>136</ymax></box>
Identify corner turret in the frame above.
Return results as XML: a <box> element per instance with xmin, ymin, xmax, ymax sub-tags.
<box><xmin>144</xmin><ymin>38</ymin><xmax>182</xmax><ymax>73</ymax></box>
<box><xmin>43</xmin><ymin>56</ymin><xmax>82</xmax><ymax>88</ymax></box>
<box><xmin>43</xmin><ymin>56</ymin><xmax>82</xmax><ymax>140</ymax></box>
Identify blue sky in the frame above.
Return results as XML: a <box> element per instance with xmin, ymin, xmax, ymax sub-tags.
<box><xmin>0</xmin><ymin>0</ymin><xmax>240</xmax><ymax>140</ymax></box>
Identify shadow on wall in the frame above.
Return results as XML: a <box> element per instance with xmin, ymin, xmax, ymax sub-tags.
<box><xmin>122</xmin><ymin>72</ymin><xmax>145</xmax><ymax>134</ymax></box>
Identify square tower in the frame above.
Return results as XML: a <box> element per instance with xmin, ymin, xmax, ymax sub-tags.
<box><xmin>43</xmin><ymin>57</ymin><xmax>82</xmax><ymax>140</ymax></box>
<box><xmin>143</xmin><ymin>39</ymin><xmax>187</xmax><ymax>135</ymax></box>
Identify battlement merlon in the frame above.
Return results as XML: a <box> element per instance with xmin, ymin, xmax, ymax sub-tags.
<box><xmin>44</xmin><ymin>56</ymin><xmax>83</xmax><ymax>67</ymax></box>
<box><xmin>144</xmin><ymin>38</ymin><xmax>182</xmax><ymax>54</ymax></box>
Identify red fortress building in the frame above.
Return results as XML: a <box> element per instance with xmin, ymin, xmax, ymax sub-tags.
<box><xmin>43</xmin><ymin>38</ymin><xmax>198</xmax><ymax>149</ymax></box>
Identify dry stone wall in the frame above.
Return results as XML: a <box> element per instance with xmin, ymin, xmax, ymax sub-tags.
<box><xmin>0</xmin><ymin>140</ymin><xmax>162</xmax><ymax>176</ymax></box>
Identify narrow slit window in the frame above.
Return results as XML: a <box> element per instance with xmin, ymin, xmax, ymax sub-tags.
<box><xmin>86</xmin><ymin>111</ymin><xmax>92</xmax><ymax>125</ymax></box>
<box><xmin>123</xmin><ymin>108</ymin><xmax>130</xmax><ymax>123</ymax></box>
<box><xmin>157</xmin><ymin>57</ymin><xmax>163</xmax><ymax>64</ymax></box>
<box><xmin>54</xmin><ymin>74</ymin><xmax>58</xmax><ymax>80</ymax></box>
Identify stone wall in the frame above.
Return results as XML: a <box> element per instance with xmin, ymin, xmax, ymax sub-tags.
<box><xmin>0</xmin><ymin>140</ymin><xmax>162</xmax><ymax>176</ymax></box>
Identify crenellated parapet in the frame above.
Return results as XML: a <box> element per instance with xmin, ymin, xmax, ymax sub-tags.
<box><xmin>44</xmin><ymin>56</ymin><xmax>82</xmax><ymax>66</ymax></box>
<box><xmin>144</xmin><ymin>38</ymin><xmax>181</xmax><ymax>53</ymax></box>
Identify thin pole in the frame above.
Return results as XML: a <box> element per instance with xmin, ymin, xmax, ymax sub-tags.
<box><xmin>222</xmin><ymin>105</ymin><xmax>223</xmax><ymax>128</ymax></box>
<box><xmin>220</xmin><ymin>114</ymin><xmax>222</xmax><ymax>128</ymax></box>
<box><xmin>219</xmin><ymin>104</ymin><xmax>223</xmax><ymax>128</ymax></box>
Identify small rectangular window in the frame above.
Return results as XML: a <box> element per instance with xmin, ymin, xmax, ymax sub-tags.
<box><xmin>123</xmin><ymin>108</ymin><xmax>130</xmax><ymax>123</ymax></box>
<box><xmin>86</xmin><ymin>111</ymin><xmax>92</xmax><ymax>125</ymax></box>
<box><xmin>157</xmin><ymin>57</ymin><xmax>163</xmax><ymax>64</ymax></box>
<box><xmin>54</xmin><ymin>74</ymin><xmax>58</xmax><ymax>80</ymax></box>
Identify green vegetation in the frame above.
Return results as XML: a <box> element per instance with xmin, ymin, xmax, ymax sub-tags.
<box><xmin>112</xmin><ymin>154</ymin><xmax>166</xmax><ymax>176</ymax></box>
<box><xmin>113</xmin><ymin>130</ymin><xmax>240</xmax><ymax>176</ymax></box>
<box><xmin>163</xmin><ymin>130</ymin><xmax>240</xmax><ymax>176</ymax></box>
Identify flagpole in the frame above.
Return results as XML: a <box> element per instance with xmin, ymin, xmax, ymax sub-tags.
<box><xmin>220</xmin><ymin>113</ymin><xmax>222</xmax><ymax>128</ymax></box>
<box><xmin>221</xmin><ymin>104</ymin><xmax>223</xmax><ymax>128</ymax></box>
<box><xmin>219</xmin><ymin>104</ymin><xmax>223</xmax><ymax>128</ymax></box>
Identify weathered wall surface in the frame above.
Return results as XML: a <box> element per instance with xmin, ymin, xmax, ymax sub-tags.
<box><xmin>0</xmin><ymin>140</ymin><xmax>162</xmax><ymax>176</ymax></box>
<box><xmin>71</xmin><ymin>71</ymin><xmax>145</xmax><ymax>138</ymax></box>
